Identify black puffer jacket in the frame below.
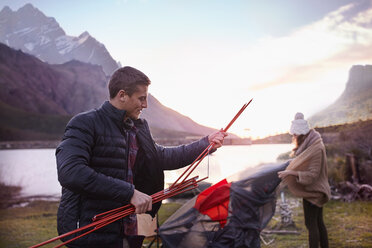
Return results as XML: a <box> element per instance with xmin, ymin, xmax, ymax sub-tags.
<box><xmin>56</xmin><ymin>101</ymin><xmax>210</xmax><ymax>247</ymax></box>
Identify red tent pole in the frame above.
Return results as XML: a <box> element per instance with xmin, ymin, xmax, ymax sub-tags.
<box><xmin>29</xmin><ymin>177</ymin><xmax>199</xmax><ymax>248</ymax></box>
<box><xmin>172</xmin><ymin>99</ymin><xmax>252</xmax><ymax>187</ymax></box>
<box><xmin>29</xmin><ymin>100</ymin><xmax>252</xmax><ymax>248</ymax></box>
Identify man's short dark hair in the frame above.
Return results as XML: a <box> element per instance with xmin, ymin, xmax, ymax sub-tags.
<box><xmin>108</xmin><ymin>66</ymin><xmax>151</xmax><ymax>98</ymax></box>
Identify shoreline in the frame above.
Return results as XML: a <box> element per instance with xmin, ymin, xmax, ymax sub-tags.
<box><xmin>0</xmin><ymin>140</ymin><xmax>60</xmax><ymax>150</ymax></box>
<box><xmin>1</xmin><ymin>195</ymin><xmax>371</xmax><ymax>247</ymax></box>
<box><xmin>0</xmin><ymin>138</ymin><xmax>257</xmax><ymax>150</ymax></box>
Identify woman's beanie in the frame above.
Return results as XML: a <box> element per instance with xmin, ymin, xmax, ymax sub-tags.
<box><xmin>289</xmin><ymin>112</ymin><xmax>310</xmax><ymax>135</ymax></box>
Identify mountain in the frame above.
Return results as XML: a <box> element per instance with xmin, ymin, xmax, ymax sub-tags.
<box><xmin>0</xmin><ymin>43</ymin><xmax>109</xmax><ymax>115</ymax></box>
<box><xmin>0</xmin><ymin>43</ymin><xmax>218</xmax><ymax>141</ymax></box>
<box><xmin>0</xmin><ymin>4</ymin><xmax>120</xmax><ymax>75</ymax></box>
<box><xmin>142</xmin><ymin>96</ymin><xmax>219</xmax><ymax>137</ymax></box>
<box><xmin>0</xmin><ymin>3</ymin><xmax>223</xmax><ymax>140</ymax></box>
<box><xmin>309</xmin><ymin>65</ymin><xmax>372</xmax><ymax>127</ymax></box>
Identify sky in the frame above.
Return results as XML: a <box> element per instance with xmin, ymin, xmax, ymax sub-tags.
<box><xmin>2</xmin><ymin>0</ymin><xmax>372</xmax><ymax>138</ymax></box>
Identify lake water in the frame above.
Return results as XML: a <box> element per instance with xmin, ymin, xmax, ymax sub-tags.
<box><xmin>0</xmin><ymin>144</ymin><xmax>292</xmax><ymax>197</ymax></box>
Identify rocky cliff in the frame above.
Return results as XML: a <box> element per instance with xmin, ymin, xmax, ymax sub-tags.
<box><xmin>0</xmin><ymin>43</ymin><xmax>218</xmax><ymax>141</ymax></box>
<box><xmin>0</xmin><ymin>4</ymin><xmax>120</xmax><ymax>75</ymax></box>
<box><xmin>309</xmin><ymin>65</ymin><xmax>372</xmax><ymax>127</ymax></box>
<box><xmin>0</xmin><ymin>43</ymin><xmax>108</xmax><ymax>115</ymax></box>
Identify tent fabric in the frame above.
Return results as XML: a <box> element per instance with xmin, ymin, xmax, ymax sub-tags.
<box><xmin>194</xmin><ymin>179</ymin><xmax>232</xmax><ymax>228</ymax></box>
<box><xmin>159</xmin><ymin>161</ymin><xmax>290</xmax><ymax>248</ymax></box>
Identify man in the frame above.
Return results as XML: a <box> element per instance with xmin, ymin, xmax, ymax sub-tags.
<box><xmin>56</xmin><ymin>66</ymin><xmax>227</xmax><ymax>248</ymax></box>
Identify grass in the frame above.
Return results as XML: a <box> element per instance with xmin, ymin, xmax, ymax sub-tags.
<box><xmin>0</xmin><ymin>183</ymin><xmax>22</xmax><ymax>209</ymax></box>
<box><xmin>263</xmin><ymin>198</ymin><xmax>372</xmax><ymax>248</ymax></box>
<box><xmin>157</xmin><ymin>202</ymin><xmax>182</xmax><ymax>226</ymax></box>
<box><xmin>0</xmin><ymin>201</ymin><xmax>61</xmax><ymax>248</ymax></box>
<box><xmin>0</xmin><ymin>201</ymin><xmax>182</xmax><ymax>248</ymax></box>
<box><xmin>0</xmin><ymin>200</ymin><xmax>371</xmax><ymax>248</ymax></box>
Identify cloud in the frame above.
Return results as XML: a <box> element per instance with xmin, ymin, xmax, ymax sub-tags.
<box><xmin>119</xmin><ymin>1</ymin><xmax>372</xmax><ymax>138</ymax></box>
<box><xmin>249</xmin><ymin>43</ymin><xmax>372</xmax><ymax>91</ymax></box>
<box><xmin>247</xmin><ymin>1</ymin><xmax>372</xmax><ymax>91</ymax></box>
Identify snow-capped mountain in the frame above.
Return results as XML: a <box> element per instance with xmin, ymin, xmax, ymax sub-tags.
<box><xmin>0</xmin><ymin>3</ymin><xmax>120</xmax><ymax>75</ymax></box>
<box><xmin>0</xmin><ymin>43</ymin><xmax>220</xmax><ymax>140</ymax></box>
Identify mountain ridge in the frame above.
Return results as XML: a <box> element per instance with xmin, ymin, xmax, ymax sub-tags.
<box><xmin>0</xmin><ymin>3</ymin><xmax>233</xmax><ymax>140</ymax></box>
<box><xmin>0</xmin><ymin>4</ymin><xmax>120</xmax><ymax>75</ymax></box>
<box><xmin>0</xmin><ymin>43</ymin><xmax>220</xmax><ymax>141</ymax></box>
<box><xmin>0</xmin><ymin>43</ymin><xmax>109</xmax><ymax>115</ymax></box>
<box><xmin>309</xmin><ymin>64</ymin><xmax>372</xmax><ymax>127</ymax></box>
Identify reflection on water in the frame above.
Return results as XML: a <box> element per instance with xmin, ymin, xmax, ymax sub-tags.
<box><xmin>0</xmin><ymin>144</ymin><xmax>291</xmax><ymax>197</ymax></box>
<box><xmin>0</xmin><ymin>149</ymin><xmax>60</xmax><ymax>197</ymax></box>
<box><xmin>164</xmin><ymin>144</ymin><xmax>292</xmax><ymax>185</ymax></box>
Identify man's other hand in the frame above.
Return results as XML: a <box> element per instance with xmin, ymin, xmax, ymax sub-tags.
<box><xmin>208</xmin><ymin>129</ymin><xmax>228</xmax><ymax>148</ymax></box>
<box><xmin>130</xmin><ymin>189</ymin><xmax>152</xmax><ymax>214</ymax></box>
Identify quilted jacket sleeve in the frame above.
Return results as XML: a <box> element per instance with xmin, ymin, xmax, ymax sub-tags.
<box><xmin>155</xmin><ymin>136</ymin><xmax>211</xmax><ymax>170</ymax></box>
<box><xmin>56</xmin><ymin>113</ymin><xmax>134</xmax><ymax>204</ymax></box>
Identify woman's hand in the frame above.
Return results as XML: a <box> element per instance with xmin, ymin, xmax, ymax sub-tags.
<box><xmin>278</xmin><ymin>170</ymin><xmax>298</xmax><ymax>179</ymax></box>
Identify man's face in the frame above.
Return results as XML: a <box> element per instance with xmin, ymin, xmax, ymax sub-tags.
<box><xmin>123</xmin><ymin>85</ymin><xmax>148</xmax><ymax>120</ymax></box>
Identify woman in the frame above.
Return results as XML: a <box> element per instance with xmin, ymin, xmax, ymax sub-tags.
<box><xmin>278</xmin><ymin>112</ymin><xmax>331</xmax><ymax>248</ymax></box>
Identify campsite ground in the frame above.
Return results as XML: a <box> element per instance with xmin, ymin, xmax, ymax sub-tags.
<box><xmin>0</xmin><ymin>199</ymin><xmax>371</xmax><ymax>248</ymax></box>
<box><xmin>0</xmin><ymin>200</ymin><xmax>182</xmax><ymax>248</ymax></box>
<box><xmin>263</xmin><ymin>197</ymin><xmax>372</xmax><ymax>248</ymax></box>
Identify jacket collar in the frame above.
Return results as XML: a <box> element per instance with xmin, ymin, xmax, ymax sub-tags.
<box><xmin>101</xmin><ymin>101</ymin><xmax>145</xmax><ymax>128</ymax></box>
<box><xmin>101</xmin><ymin>101</ymin><xmax>127</xmax><ymax>124</ymax></box>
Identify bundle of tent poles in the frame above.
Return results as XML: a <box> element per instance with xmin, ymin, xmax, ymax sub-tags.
<box><xmin>30</xmin><ymin>99</ymin><xmax>252</xmax><ymax>248</ymax></box>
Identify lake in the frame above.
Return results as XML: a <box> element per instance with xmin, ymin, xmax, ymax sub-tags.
<box><xmin>0</xmin><ymin>144</ymin><xmax>292</xmax><ymax>197</ymax></box>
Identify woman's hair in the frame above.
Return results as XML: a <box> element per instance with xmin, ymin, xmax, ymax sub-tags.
<box><xmin>291</xmin><ymin>132</ymin><xmax>310</xmax><ymax>156</ymax></box>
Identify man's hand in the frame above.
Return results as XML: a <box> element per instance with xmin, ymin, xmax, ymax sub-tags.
<box><xmin>208</xmin><ymin>129</ymin><xmax>228</xmax><ymax>148</ymax></box>
<box><xmin>130</xmin><ymin>189</ymin><xmax>152</xmax><ymax>214</ymax></box>
<box><xmin>278</xmin><ymin>170</ymin><xmax>298</xmax><ymax>179</ymax></box>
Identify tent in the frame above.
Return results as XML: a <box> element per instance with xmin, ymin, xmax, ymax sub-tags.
<box><xmin>159</xmin><ymin>161</ymin><xmax>290</xmax><ymax>248</ymax></box>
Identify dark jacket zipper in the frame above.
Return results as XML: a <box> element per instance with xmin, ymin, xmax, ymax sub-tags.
<box><xmin>77</xmin><ymin>196</ymin><xmax>82</xmax><ymax>229</ymax></box>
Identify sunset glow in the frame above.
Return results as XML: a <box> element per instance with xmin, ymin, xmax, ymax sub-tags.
<box><xmin>2</xmin><ymin>0</ymin><xmax>371</xmax><ymax>138</ymax></box>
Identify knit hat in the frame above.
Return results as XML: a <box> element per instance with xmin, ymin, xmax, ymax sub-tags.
<box><xmin>289</xmin><ymin>112</ymin><xmax>310</xmax><ymax>135</ymax></box>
